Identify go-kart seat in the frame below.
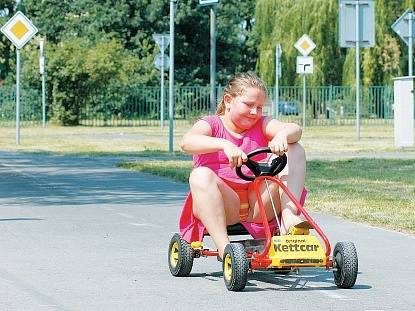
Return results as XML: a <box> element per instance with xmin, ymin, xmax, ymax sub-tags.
<box><xmin>204</xmin><ymin>223</ymin><xmax>249</xmax><ymax>236</ymax></box>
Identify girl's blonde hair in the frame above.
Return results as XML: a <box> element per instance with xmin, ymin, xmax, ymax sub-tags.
<box><xmin>216</xmin><ymin>71</ymin><xmax>267</xmax><ymax>115</ymax></box>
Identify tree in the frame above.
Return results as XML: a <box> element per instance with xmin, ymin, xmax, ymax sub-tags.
<box><xmin>255</xmin><ymin>0</ymin><xmax>344</xmax><ymax>86</ymax></box>
<box><xmin>256</xmin><ymin>0</ymin><xmax>415</xmax><ymax>87</ymax></box>
<box><xmin>19</xmin><ymin>0</ymin><xmax>257</xmax><ymax>86</ymax></box>
<box><xmin>19</xmin><ymin>34</ymin><xmax>159</xmax><ymax>125</ymax></box>
<box><xmin>345</xmin><ymin>0</ymin><xmax>403</xmax><ymax>86</ymax></box>
<box><xmin>0</xmin><ymin>0</ymin><xmax>17</xmax><ymax>81</ymax></box>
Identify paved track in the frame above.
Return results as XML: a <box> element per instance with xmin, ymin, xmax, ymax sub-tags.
<box><xmin>0</xmin><ymin>151</ymin><xmax>414</xmax><ymax>311</ymax></box>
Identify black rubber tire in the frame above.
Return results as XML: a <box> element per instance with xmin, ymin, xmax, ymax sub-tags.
<box><xmin>222</xmin><ymin>243</ymin><xmax>249</xmax><ymax>291</ymax></box>
<box><xmin>168</xmin><ymin>233</ymin><xmax>194</xmax><ymax>277</ymax></box>
<box><xmin>333</xmin><ymin>241</ymin><xmax>358</xmax><ymax>288</ymax></box>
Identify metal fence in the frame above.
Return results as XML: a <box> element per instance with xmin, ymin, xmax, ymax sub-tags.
<box><xmin>0</xmin><ymin>86</ymin><xmax>43</xmax><ymax>126</ymax></box>
<box><xmin>0</xmin><ymin>85</ymin><xmax>395</xmax><ymax>127</ymax></box>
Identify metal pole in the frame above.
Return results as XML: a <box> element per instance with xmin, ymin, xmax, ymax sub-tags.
<box><xmin>210</xmin><ymin>6</ymin><xmax>216</xmax><ymax>114</ymax></box>
<box><xmin>161</xmin><ymin>38</ymin><xmax>165</xmax><ymax>129</ymax></box>
<box><xmin>39</xmin><ymin>37</ymin><xmax>46</xmax><ymax>127</ymax></box>
<box><xmin>302</xmin><ymin>74</ymin><xmax>306</xmax><ymax>128</ymax></box>
<box><xmin>169</xmin><ymin>0</ymin><xmax>175</xmax><ymax>153</ymax></box>
<box><xmin>275</xmin><ymin>44</ymin><xmax>280</xmax><ymax>119</ymax></box>
<box><xmin>409</xmin><ymin>11</ymin><xmax>413</xmax><ymax>76</ymax></box>
<box><xmin>42</xmin><ymin>68</ymin><xmax>46</xmax><ymax>127</ymax></box>
<box><xmin>16</xmin><ymin>49</ymin><xmax>20</xmax><ymax>145</ymax></box>
<box><xmin>355</xmin><ymin>0</ymin><xmax>360</xmax><ymax>140</ymax></box>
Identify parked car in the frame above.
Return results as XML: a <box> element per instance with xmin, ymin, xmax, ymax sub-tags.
<box><xmin>278</xmin><ymin>101</ymin><xmax>299</xmax><ymax>115</ymax></box>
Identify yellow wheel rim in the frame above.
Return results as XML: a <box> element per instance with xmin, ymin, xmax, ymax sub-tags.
<box><xmin>170</xmin><ymin>241</ymin><xmax>179</xmax><ymax>268</ymax></box>
<box><xmin>224</xmin><ymin>254</ymin><xmax>232</xmax><ymax>281</ymax></box>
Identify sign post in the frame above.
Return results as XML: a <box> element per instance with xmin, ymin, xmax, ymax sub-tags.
<box><xmin>392</xmin><ymin>9</ymin><xmax>415</xmax><ymax>76</ymax></box>
<box><xmin>1</xmin><ymin>11</ymin><xmax>38</xmax><ymax>145</ymax></box>
<box><xmin>294</xmin><ymin>34</ymin><xmax>316</xmax><ymax>128</ymax></box>
<box><xmin>339</xmin><ymin>0</ymin><xmax>375</xmax><ymax>140</ymax></box>
<box><xmin>153</xmin><ymin>33</ymin><xmax>170</xmax><ymax>129</ymax></box>
<box><xmin>199</xmin><ymin>0</ymin><xmax>219</xmax><ymax>4</ymax></box>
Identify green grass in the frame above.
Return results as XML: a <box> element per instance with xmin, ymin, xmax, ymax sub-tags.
<box><xmin>306</xmin><ymin>159</ymin><xmax>415</xmax><ymax>233</ymax></box>
<box><xmin>120</xmin><ymin>160</ymin><xmax>193</xmax><ymax>183</ymax></box>
<box><xmin>120</xmin><ymin>158</ymin><xmax>415</xmax><ymax>234</ymax></box>
<box><xmin>0</xmin><ymin>124</ymin><xmax>413</xmax><ymax>155</ymax></box>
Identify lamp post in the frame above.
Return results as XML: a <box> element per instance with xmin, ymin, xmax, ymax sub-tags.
<box><xmin>275</xmin><ymin>43</ymin><xmax>282</xmax><ymax>118</ymax></box>
<box><xmin>199</xmin><ymin>0</ymin><xmax>219</xmax><ymax>114</ymax></box>
<box><xmin>169</xmin><ymin>0</ymin><xmax>176</xmax><ymax>153</ymax></box>
<box><xmin>210</xmin><ymin>5</ymin><xmax>216</xmax><ymax>114</ymax></box>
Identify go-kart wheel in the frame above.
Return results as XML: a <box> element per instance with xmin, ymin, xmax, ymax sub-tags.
<box><xmin>222</xmin><ymin>243</ymin><xmax>248</xmax><ymax>291</ymax></box>
<box><xmin>168</xmin><ymin>233</ymin><xmax>194</xmax><ymax>277</ymax></box>
<box><xmin>333</xmin><ymin>241</ymin><xmax>358</xmax><ymax>288</ymax></box>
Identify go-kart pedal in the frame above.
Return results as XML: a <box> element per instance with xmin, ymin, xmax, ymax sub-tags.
<box><xmin>288</xmin><ymin>226</ymin><xmax>310</xmax><ymax>235</ymax></box>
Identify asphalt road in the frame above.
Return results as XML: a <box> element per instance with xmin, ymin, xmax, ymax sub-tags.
<box><xmin>0</xmin><ymin>151</ymin><xmax>414</xmax><ymax>311</ymax></box>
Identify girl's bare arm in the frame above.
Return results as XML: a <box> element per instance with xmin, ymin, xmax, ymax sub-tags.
<box><xmin>263</xmin><ymin>117</ymin><xmax>302</xmax><ymax>143</ymax></box>
<box><xmin>181</xmin><ymin>120</ymin><xmax>247</xmax><ymax>167</ymax></box>
<box><xmin>263</xmin><ymin>117</ymin><xmax>302</xmax><ymax>155</ymax></box>
<box><xmin>180</xmin><ymin>120</ymin><xmax>229</xmax><ymax>155</ymax></box>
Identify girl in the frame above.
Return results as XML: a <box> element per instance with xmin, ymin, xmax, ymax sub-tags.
<box><xmin>180</xmin><ymin>72</ymin><xmax>309</xmax><ymax>259</ymax></box>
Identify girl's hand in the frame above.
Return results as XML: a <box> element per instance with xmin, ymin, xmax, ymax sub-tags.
<box><xmin>223</xmin><ymin>141</ymin><xmax>247</xmax><ymax>168</ymax></box>
<box><xmin>269</xmin><ymin>131</ymin><xmax>288</xmax><ymax>156</ymax></box>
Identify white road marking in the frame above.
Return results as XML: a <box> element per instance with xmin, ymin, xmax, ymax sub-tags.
<box><xmin>319</xmin><ymin>289</ymin><xmax>353</xmax><ymax>300</ymax></box>
<box><xmin>102</xmin><ymin>206</ymin><xmax>114</xmax><ymax>211</ymax></box>
<box><xmin>129</xmin><ymin>222</ymin><xmax>162</xmax><ymax>228</ymax></box>
<box><xmin>116</xmin><ymin>212</ymin><xmax>134</xmax><ymax>218</ymax></box>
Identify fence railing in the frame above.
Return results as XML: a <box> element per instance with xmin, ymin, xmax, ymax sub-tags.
<box><xmin>0</xmin><ymin>85</ymin><xmax>395</xmax><ymax>126</ymax></box>
<box><xmin>0</xmin><ymin>86</ymin><xmax>43</xmax><ymax>126</ymax></box>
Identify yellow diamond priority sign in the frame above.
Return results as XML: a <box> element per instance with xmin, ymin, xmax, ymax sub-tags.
<box><xmin>294</xmin><ymin>34</ymin><xmax>316</xmax><ymax>56</ymax></box>
<box><xmin>1</xmin><ymin>11</ymin><xmax>38</xmax><ymax>49</ymax></box>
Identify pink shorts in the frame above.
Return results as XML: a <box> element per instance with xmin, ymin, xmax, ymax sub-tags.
<box><xmin>222</xmin><ymin>179</ymin><xmax>253</xmax><ymax>222</ymax></box>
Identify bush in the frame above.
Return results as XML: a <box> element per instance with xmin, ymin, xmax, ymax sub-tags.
<box><xmin>19</xmin><ymin>35</ymin><xmax>158</xmax><ymax>125</ymax></box>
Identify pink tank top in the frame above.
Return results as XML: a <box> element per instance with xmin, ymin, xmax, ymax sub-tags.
<box><xmin>193</xmin><ymin>115</ymin><xmax>269</xmax><ymax>183</ymax></box>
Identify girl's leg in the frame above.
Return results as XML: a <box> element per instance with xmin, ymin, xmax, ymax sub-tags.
<box><xmin>245</xmin><ymin>143</ymin><xmax>307</xmax><ymax>234</ymax></box>
<box><xmin>278</xmin><ymin>143</ymin><xmax>307</xmax><ymax>234</ymax></box>
<box><xmin>189</xmin><ymin>167</ymin><xmax>240</xmax><ymax>258</ymax></box>
<box><xmin>247</xmin><ymin>181</ymin><xmax>281</xmax><ymax>223</ymax></box>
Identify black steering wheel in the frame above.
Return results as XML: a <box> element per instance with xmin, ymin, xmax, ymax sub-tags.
<box><xmin>235</xmin><ymin>147</ymin><xmax>287</xmax><ymax>181</ymax></box>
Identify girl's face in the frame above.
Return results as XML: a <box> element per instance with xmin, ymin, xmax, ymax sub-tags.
<box><xmin>224</xmin><ymin>87</ymin><xmax>266</xmax><ymax>131</ymax></box>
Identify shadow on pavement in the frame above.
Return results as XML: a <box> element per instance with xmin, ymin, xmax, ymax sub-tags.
<box><xmin>0</xmin><ymin>152</ymin><xmax>189</xmax><ymax>207</ymax></box>
<box><xmin>0</xmin><ymin>218</ymin><xmax>44</xmax><ymax>222</ymax></box>
<box><xmin>189</xmin><ymin>269</ymin><xmax>372</xmax><ymax>292</ymax></box>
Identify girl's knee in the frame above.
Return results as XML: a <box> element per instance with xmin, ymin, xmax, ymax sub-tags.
<box><xmin>189</xmin><ymin>167</ymin><xmax>217</xmax><ymax>188</ymax></box>
<box><xmin>287</xmin><ymin>143</ymin><xmax>305</xmax><ymax>162</ymax></box>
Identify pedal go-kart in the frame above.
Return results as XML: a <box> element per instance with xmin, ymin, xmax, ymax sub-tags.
<box><xmin>168</xmin><ymin>147</ymin><xmax>358</xmax><ymax>291</ymax></box>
